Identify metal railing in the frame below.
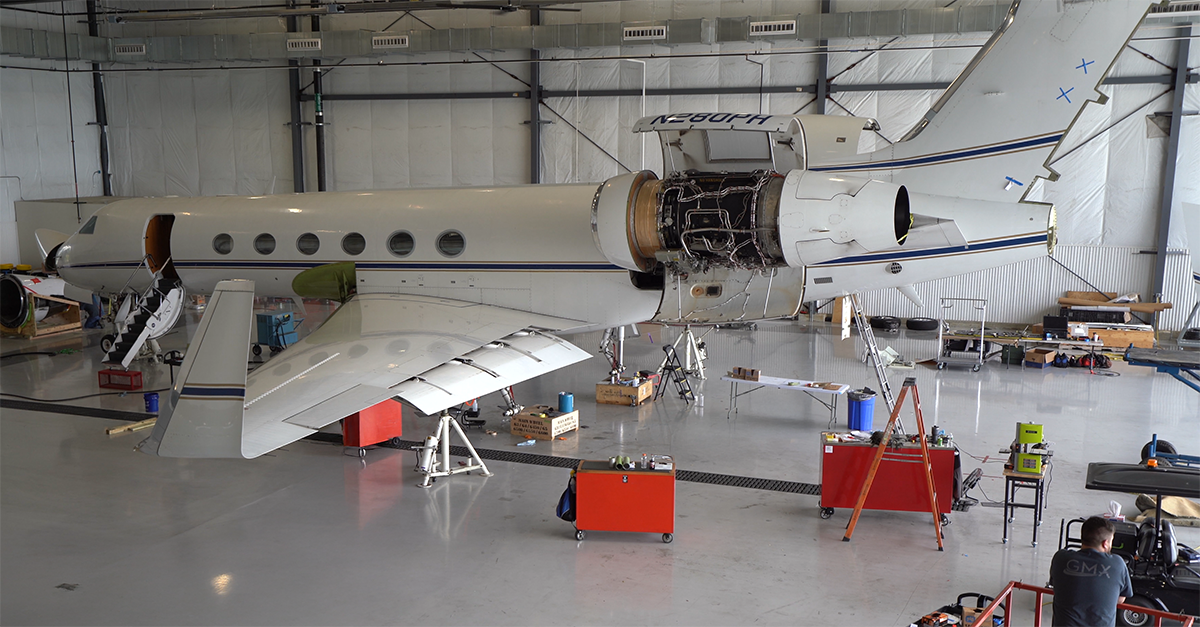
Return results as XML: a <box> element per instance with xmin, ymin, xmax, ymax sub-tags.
<box><xmin>975</xmin><ymin>581</ymin><xmax>1194</xmax><ymax>627</ymax></box>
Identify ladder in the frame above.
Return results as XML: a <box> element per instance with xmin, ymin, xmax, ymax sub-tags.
<box><xmin>654</xmin><ymin>344</ymin><xmax>695</xmax><ymax>403</ymax></box>
<box><xmin>841</xmin><ymin>377</ymin><xmax>944</xmax><ymax>551</ymax></box>
<box><xmin>850</xmin><ymin>294</ymin><xmax>896</xmax><ymax>414</ymax></box>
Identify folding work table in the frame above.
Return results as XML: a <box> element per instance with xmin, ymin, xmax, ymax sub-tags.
<box><xmin>723</xmin><ymin>374</ymin><xmax>850</xmax><ymax>425</ymax></box>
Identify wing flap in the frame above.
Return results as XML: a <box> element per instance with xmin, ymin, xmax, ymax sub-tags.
<box><xmin>391</xmin><ymin>330</ymin><xmax>591</xmax><ymax>415</ymax></box>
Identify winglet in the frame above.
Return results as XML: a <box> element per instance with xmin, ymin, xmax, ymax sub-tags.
<box><xmin>138</xmin><ymin>280</ymin><xmax>254</xmax><ymax>458</ymax></box>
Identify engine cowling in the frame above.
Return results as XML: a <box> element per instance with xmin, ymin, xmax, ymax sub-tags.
<box><xmin>592</xmin><ymin>169</ymin><xmax>911</xmax><ymax>274</ymax></box>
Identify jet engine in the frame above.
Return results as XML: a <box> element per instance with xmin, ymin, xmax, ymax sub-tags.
<box><xmin>592</xmin><ymin>169</ymin><xmax>912</xmax><ymax>276</ymax></box>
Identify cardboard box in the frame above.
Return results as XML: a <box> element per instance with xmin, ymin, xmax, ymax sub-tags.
<box><xmin>511</xmin><ymin>405</ymin><xmax>579</xmax><ymax>440</ymax></box>
<box><xmin>729</xmin><ymin>366</ymin><xmax>760</xmax><ymax>382</ymax></box>
<box><xmin>1023</xmin><ymin>349</ymin><xmax>1056</xmax><ymax>368</ymax></box>
<box><xmin>596</xmin><ymin>379</ymin><xmax>654</xmax><ymax>406</ymax></box>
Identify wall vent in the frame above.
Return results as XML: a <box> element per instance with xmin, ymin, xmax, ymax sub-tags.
<box><xmin>113</xmin><ymin>43</ymin><xmax>145</xmax><ymax>55</ymax></box>
<box><xmin>750</xmin><ymin>20</ymin><xmax>797</xmax><ymax>36</ymax></box>
<box><xmin>286</xmin><ymin>38</ymin><xmax>322</xmax><ymax>52</ymax></box>
<box><xmin>623</xmin><ymin>25</ymin><xmax>666</xmax><ymax>41</ymax></box>
<box><xmin>372</xmin><ymin>35</ymin><xmax>409</xmax><ymax>49</ymax></box>
<box><xmin>1148</xmin><ymin>1</ymin><xmax>1200</xmax><ymax>16</ymax></box>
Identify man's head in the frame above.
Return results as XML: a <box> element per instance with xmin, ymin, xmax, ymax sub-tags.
<box><xmin>1081</xmin><ymin>516</ymin><xmax>1116</xmax><ymax>552</ymax></box>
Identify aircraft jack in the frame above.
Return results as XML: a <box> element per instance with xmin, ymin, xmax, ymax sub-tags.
<box><xmin>658</xmin><ymin>326</ymin><xmax>708</xmax><ymax>380</ymax></box>
<box><xmin>414</xmin><ymin>410</ymin><xmax>493</xmax><ymax>488</ymax></box>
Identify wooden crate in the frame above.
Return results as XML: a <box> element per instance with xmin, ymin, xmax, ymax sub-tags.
<box><xmin>511</xmin><ymin>405</ymin><xmax>578</xmax><ymax>440</ymax></box>
<box><xmin>1092</xmin><ymin>327</ymin><xmax>1155</xmax><ymax>349</ymax></box>
<box><xmin>596</xmin><ymin>379</ymin><xmax>654</xmax><ymax>406</ymax></box>
<box><xmin>0</xmin><ymin>293</ymin><xmax>81</xmax><ymax>339</ymax></box>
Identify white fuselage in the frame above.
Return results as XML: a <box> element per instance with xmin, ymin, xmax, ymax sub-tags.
<box><xmin>55</xmin><ymin>183</ymin><xmax>663</xmax><ymax>333</ymax></box>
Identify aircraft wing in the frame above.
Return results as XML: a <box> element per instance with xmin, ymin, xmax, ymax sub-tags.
<box><xmin>238</xmin><ymin>293</ymin><xmax>590</xmax><ymax>458</ymax></box>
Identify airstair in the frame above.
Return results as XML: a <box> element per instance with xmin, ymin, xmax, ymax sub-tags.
<box><xmin>103</xmin><ymin>274</ymin><xmax>184</xmax><ymax>369</ymax></box>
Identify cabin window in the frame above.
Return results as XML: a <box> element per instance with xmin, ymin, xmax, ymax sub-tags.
<box><xmin>212</xmin><ymin>233</ymin><xmax>233</xmax><ymax>255</ymax></box>
<box><xmin>436</xmin><ymin>230</ymin><xmax>465</xmax><ymax>257</ymax></box>
<box><xmin>388</xmin><ymin>231</ymin><xmax>415</xmax><ymax>257</ymax></box>
<box><xmin>78</xmin><ymin>216</ymin><xmax>98</xmax><ymax>235</ymax></box>
<box><xmin>296</xmin><ymin>233</ymin><xmax>320</xmax><ymax>255</ymax></box>
<box><xmin>342</xmin><ymin>232</ymin><xmax>366</xmax><ymax>256</ymax></box>
<box><xmin>254</xmin><ymin>233</ymin><xmax>276</xmax><ymax>255</ymax></box>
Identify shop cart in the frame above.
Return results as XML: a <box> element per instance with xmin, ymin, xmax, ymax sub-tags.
<box><xmin>573</xmin><ymin>459</ymin><xmax>675</xmax><ymax>543</ymax></box>
<box><xmin>936</xmin><ymin>297</ymin><xmax>988</xmax><ymax>371</ymax></box>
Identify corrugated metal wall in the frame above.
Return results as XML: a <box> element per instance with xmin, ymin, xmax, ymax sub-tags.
<box><xmin>854</xmin><ymin>245</ymin><xmax>1197</xmax><ymax>332</ymax></box>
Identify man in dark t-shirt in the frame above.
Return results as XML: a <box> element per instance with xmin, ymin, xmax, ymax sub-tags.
<box><xmin>1049</xmin><ymin>516</ymin><xmax>1134</xmax><ymax>626</ymax></box>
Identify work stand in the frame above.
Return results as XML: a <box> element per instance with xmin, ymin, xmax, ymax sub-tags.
<box><xmin>842</xmin><ymin>377</ymin><xmax>945</xmax><ymax>551</ymax></box>
<box><xmin>413</xmin><ymin>410</ymin><xmax>493</xmax><ymax>488</ymax></box>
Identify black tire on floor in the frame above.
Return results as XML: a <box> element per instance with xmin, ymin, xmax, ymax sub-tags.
<box><xmin>870</xmin><ymin>316</ymin><xmax>900</xmax><ymax>331</ymax></box>
<box><xmin>1140</xmin><ymin>440</ymin><xmax>1177</xmax><ymax>462</ymax></box>
<box><xmin>906</xmin><ymin>317</ymin><xmax>939</xmax><ymax>331</ymax></box>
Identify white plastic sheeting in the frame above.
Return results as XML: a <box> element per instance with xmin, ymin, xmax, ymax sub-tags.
<box><xmin>0</xmin><ymin>61</ymin><xmax>102</xmax><ymax>265</ymax></box>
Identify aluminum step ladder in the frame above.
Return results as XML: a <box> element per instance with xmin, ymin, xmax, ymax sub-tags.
<box><xmin>850</xmin><ymin>294</ymin><xmax>896</xmax><ymax>416</ymax></box>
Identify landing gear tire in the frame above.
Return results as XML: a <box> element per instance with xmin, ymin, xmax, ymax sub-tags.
<box><xmin>662</xmin><ymin>533</ymin><xmax>673</xmax><ymax>543</ymax></box>
<box><xmin>820</xmin><ymin>508</ymin><xmax>834</xmax><ymax>519</ymax></box>
<box><xmin>1117</xmin><ymin>596</ymin><xmax>1158</xmax><ymax>627</ymax></box>
<box><xmin>100</xmin><ymin>334</ymin><xmax>116</xmax><ymax>353</ymax></box>
<box><xmin>575</xmin><ymin>529</ymin><xmax>586</xmax><ymax>541</ymax></box>
<box><xmin>1137</xmin><ymin>442</ymin><xmax>1176</xmax><ymax>461</ymax></box>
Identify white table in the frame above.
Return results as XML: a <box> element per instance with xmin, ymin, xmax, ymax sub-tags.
<box><xmin>723</xmin><ymin>375</ymin><xmax>851</xmax><ymax>427</ymax></box>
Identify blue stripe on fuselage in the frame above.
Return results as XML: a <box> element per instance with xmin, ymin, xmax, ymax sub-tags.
<box><xmin>812</xmin><ymin>233</ymin><xmax>1047</xmax><ymax>267</ymax></box>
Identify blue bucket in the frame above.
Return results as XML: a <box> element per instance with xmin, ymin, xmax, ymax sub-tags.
<box><xmin>558</xmin><ymin>392</ymin><xmax>574</xmax><ymax>413</ymax></box>
<box><xmin>144</xmin><ymin>392</ymin><xmax>159</xmax><ymax>413</ymax></box>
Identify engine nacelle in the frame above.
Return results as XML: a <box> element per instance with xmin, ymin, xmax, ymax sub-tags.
<box><xmin>778</xmin><ymin>171</ymin><xmax>911</xmax><ymax>267</ymax></box>
<box><xmin>592</xmin><ymin>169</ymin><xmax>911</xmax><ymax>274</ymax></box>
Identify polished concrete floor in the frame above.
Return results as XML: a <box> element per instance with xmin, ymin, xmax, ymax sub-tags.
<box><xmin>2</xmin><ymin>309</ymin><xmax>1197</xmax><ymax>626</ymax></box>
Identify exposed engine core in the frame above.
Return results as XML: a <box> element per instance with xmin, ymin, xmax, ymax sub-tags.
<box><xmin>592</xmin><ymin>169</ymin><xmax>912</xmax><ymax>276</ymax></box>
<box><xmin>632</xmin><ymin>171</ymin><xmax>786</xmax><ymax>274</ymax></box>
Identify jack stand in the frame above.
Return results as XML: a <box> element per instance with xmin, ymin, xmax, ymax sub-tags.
<box><xmin>658</xmin><ymin>326</ymin><xmax>707</xmax><ymax>380</ymax></box>
<box><xmin>414</xmin><ymin>410</ymin><xmax>493</xmax><ymax>488</ymax></box>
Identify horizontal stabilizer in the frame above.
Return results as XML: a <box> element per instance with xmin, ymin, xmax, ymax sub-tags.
<box><xmin>138</xmin><ymin>280</ymin><xmax>254</xmax><ymax>458</ymax></box>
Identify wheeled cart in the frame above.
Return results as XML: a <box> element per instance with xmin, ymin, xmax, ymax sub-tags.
<box><xmin>936</xmin><ymin>297</ymin><xmax>988</xmax><ymax>371</ymax></box>
<box><xmin>819</xmin><ymin>431</ymin><xmax>959</xmax><ymax>524</ymax></box>
<box><xmin>573</xmin><ymin>460</ymin><xmax>675</xmax><ymax>543</ymax></box>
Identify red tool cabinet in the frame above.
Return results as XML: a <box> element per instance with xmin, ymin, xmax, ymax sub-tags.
<box><xmin>574</xmin><ymin>460</ymin><xmax>675</xmax><ymax>543</ymax></box>
<box><xmin>342</xmin><ymin>399</ymin><xmax>403</xmax><ymax>455</ymax></box>
<box><xmin>819</xmin><ymin>432</ymin><xmax>958</xmax><ymax>520</ymax></box>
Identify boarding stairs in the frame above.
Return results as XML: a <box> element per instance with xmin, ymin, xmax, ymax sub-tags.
<box><xmin>103</xmin><ymin>275</ymin><xmax>184</xmax><ymax>369</ymax></box>
<box><xmin>850</xmin><ymin>294</ymin><xmax>896</xmax><ymax>415</ymax></box>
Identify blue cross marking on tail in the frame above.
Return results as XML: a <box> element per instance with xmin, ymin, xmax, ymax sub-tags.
<box><xmin>1057</xmin><ymin>87</ymin><xmax>1074</xmax><ymax>103</ymax></box>
<box><xmin>1076</xmin><ymin>58</ymin><xmax>1094</xmax><ymax>74</ymax></box>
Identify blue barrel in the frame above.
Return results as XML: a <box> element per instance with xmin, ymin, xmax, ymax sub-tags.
<box><xmin>558</xmin><ymin>392</ymin><xmax>574</xmax><ymax>413</ymax></box>
<box><xmin>846</xmin><ymin>389</ymin><xmax>876</xmax><ymax>431</ymax></box>
<box><xmin>144</xmin><ymin>392</ymin><xmax>159</xmax><ymax>413</ymax></box>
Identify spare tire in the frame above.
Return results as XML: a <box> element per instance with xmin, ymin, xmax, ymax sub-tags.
<box><xmin>906</xmin><ymin>317</ymin><xmax>939</xmax><ymax>331</ymax></box>
<box><xmin>870</xmin><ymin>316</ymin><xmax>900</xmax><ymax>331</ymax></box>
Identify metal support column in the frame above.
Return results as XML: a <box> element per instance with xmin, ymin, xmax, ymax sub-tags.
<box><xmin>286</xmin><ymin>10</ymin><xmax>306</xmax><ymax>193</ymax></box>
<box><xmin>815</xmin><ymin>0</ymin><xmax>831</xmax><ymax>114</ymax></box>
<box><xmin>1152</xmin><ymin>25</ymin><xmax>1192</xmax><ymax>319</ymax></box>
<box><xmin>529</xmin><ymin>8</ymin><xmax>541</xmax><ymax>184</ymax></box>
<box><xmin>311</xmin><ymin>8</ymin><xmax>327</xmax><ymax>192</ymax></box>
<box><xmin>85</xmin><ymin>0</ymin><xmax>112</xmax><ymax>196</ymax></box>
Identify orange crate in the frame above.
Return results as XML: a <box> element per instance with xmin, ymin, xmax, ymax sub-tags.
<box><xmin>98</xmin><ymin>369</ymin><xmax>143</xmax><ymax>390</ymax></box>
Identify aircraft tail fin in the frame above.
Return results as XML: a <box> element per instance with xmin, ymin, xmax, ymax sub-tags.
<box><xmin>138</xmin><ymin>280</ymin><xmax>254</xmax><ymax>458</ymax></box>
<box><xmin>853</xmin><ymin>0</ymin><xmax>1150</xmax><ymax>203</ymax></box>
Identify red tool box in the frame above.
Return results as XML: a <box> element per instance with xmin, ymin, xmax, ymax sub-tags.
<box><xmin>98</xmin><ymin>369</ymin><xmax>143</xmax><ymax>390</ymax></box>
<box><xmin>819</xmin><ymin>432</ymin><xmax>958</xmax><ymax>518</ymax></box>
<box><xmin>573</xmin><ymin>460</ymin><xmax>675</xmax><ymax>543</ymax></box>
<box><xmin>342</xmin><ymin>399</ymin><xmax>403</xmax><ymax>452</ymax></box>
